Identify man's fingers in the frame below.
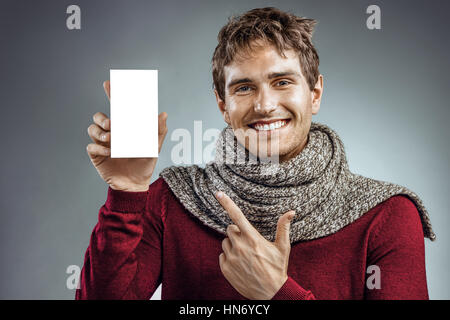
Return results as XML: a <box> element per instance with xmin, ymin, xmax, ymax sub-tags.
<box><xmin>87</xmin><ymin>123</ymin><xmax>110</xmax><ymax>145</ymax></box>
<box><xmin>158</xmin><ymin>112</ymin><xmax>168</xmax><ymax>134</ymax></box>
<box><xmin>222</xmin><ymin>237</ymin><xmax>232</xmax><ymax>254</ymax></box>
<box><xmin>157</xmin><ymin>112</ymin><xmax>168</xmax><ymax>153</ymax></box>
<box><xmin>158</xmin><ymin>112</ymin><xmax>168</xmax><ymax>143</ymax></box>
<box><xmin>219</xmin><ymin>252</ymin><xmax>226</xmax><ymax>272</ymax></box>
<box><xmin>103</xmin><ymin>80</ymin><xmax>110</xmax><ymax>101</ymax></box>
<box><xmin>226</xmin><ymin>224</ymin><xmax>241</xmax><ymax>237</ymax></box>
<box><xmin>215</xmin><ymin>191</ymin><xmax>254</xmax><ymax>235</ymax></box>
<box><xmin>93</xmin><ymin>112</ymin><xmax>109</xmax><ymax>131</ymax></box>
<box><xmin>86</xmin><ymin>143</ymin><xmax>111</xmax><ymax>158</ymax></box>
<box><xmin>275</xmin><ymin>210</ymin><xmax>295</xmax><ymax>251</ymax></box>
<box><xmin>226</xmin><ymin>224</ymin><xmax>241</xmax><ymax>247</ymax></box>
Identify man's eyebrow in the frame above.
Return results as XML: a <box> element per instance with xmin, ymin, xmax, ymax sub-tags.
<box><xmin>267</xmin><ymin>71</ymin><xmax>301</xmax><ymax>79</ymax></box>
<box><xmin>227</xmin><ymin>71</ymin><xmax>301</xmax><ymax>89</ymax></box>
<box><xmin>227</xmin><ymin>77</ymin><xmax>252</xmax><ymax>89</ymax></box>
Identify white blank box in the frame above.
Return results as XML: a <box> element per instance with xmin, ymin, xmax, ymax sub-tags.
<box><xmin>110</xmin><ymin>69</ymin><xmax>159</xmax><ymax>158</ymax></box>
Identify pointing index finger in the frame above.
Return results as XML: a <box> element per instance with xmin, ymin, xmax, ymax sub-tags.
<box><xmin>215</xmin><ymin>191</ymin><xmax>254</xmax><ymax>235</ymax></box>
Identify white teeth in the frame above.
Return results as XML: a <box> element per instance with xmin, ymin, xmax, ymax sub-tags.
<box><xmin>252</xmin><ymin>120</ymin><xmax>287</xmax><ymax>131</ymax></box>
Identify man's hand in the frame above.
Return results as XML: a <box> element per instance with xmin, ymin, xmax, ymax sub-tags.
<box><xmin>215</xmin><ymin>191</ymin><xmax>295</xmax><ymax>300</ymax></box>
<box><xmin>86</xmin><ymin>80</ymin><xmax>169</xmax><ymax>192</ymax></box>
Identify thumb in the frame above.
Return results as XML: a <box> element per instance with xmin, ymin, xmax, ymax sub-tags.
<box><xmin>158</xmin><ymin>112</ymin><xmax>168</xmax><ymax>153</ymax></box>
<box><xmin>158</xmin><ymin>112</ymin><xmax>168</xmax><ymax>134</ymax></box>
<box><xmin>274</xmin><ymin>210</ymin><xmax>295</xmax><ymax>252</ymax></box>
<box><xmin>103</xmin><ymin>80</ymin><xmax>110</xmax><ymax>101</ymax></box>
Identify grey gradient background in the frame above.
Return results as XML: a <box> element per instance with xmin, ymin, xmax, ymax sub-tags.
<box><xmin>0</xmin><ymin>0</ymin><xmax>449</xmax><ymax>299</ymax></box>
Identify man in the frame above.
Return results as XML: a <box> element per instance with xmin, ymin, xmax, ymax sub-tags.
<box><xmin>80</xmin><ymin>7</ymin><xmax>435</xmax><ymax>300</ymax></box>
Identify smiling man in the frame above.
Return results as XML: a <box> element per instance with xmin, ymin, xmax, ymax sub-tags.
<box><xmin>214</xmin><ymin>38</ymin><xmax>320</xmax><ymax>163</ymax></box>
<box><xmin>79</xmin><ymin>7</ymin><xmax>435</xmax><ymax>300</ymax></box>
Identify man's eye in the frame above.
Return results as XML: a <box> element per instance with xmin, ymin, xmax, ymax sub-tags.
<box><xmin>277</xmin><ymin>80</ymin><xmax>290</xmax><ymax>86</ymax></box>
<box><xmin>236</xmin><ymin>85</ymin><xmax>251</xmax><ymax>92</ymax></box>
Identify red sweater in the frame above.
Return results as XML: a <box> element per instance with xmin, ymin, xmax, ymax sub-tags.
<box><xmin>76</xmin><ymin>177</ymin><xmax>429</xmax><ymax>300</ymax></box>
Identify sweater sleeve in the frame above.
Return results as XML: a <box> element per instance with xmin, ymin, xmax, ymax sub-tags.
<box><xmin>75</xmin><ymin>178</ymin><xmax>167</xmax><ymax>300</ymax></box>
<box><xmin>271</xmin><ymin>276</ymin><xmax>316</xmax><ymax>300</ymax></box>
<box><xmin>365</xmin><ymin>195</ymin><xmax>429</xmax><ymax>300</ymax></box>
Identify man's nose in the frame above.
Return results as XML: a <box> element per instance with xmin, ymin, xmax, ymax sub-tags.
<box><xmin>253</xmin><ymin>87</ymin><xmax>277</xmax><ymax>114</ymax></box>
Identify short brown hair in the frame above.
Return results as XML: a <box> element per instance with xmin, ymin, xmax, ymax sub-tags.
<box><xmin>211</xmin><ymin>7</ymin><xmax>320</xmax><ymax>102</ymax></box>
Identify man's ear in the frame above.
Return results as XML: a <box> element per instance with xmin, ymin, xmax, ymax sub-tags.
<box><xmin>311</xmin><ymin>74</ymin><xmax>323</xmax><ymax>115</ymax></box>
<box><xmin>214</xmin><ymin>89</ymin><xmax>231</xmax><ymax>125</ymax></box>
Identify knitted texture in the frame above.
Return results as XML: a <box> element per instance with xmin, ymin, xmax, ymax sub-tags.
<box><xmin>160</xmin><ymin>122</ymin><xmax>435</xmax><ymax>243</ymax></box>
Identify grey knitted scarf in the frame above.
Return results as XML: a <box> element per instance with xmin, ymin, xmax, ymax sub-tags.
<box><xmin>160</xmin><ymin>122</ymin><xmax>435</xmax><ymax>243</ymax></box>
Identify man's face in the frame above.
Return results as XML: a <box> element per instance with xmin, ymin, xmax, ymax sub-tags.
<box><xmin>215</xmin><ymin>40</ymin><xmax>323</xmax><ymax>162</ymax></box>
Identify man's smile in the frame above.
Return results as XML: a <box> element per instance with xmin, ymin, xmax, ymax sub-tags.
<box><xmin>248</xmin><ymin>118</ymin><xmax>291</xmax><ymax>132</ymax></box>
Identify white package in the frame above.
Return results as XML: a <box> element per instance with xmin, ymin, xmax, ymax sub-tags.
<box><xmin>110</xmin><ymin>69</ymin><xmax>159</xmax><ymax>158</ymax></box>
